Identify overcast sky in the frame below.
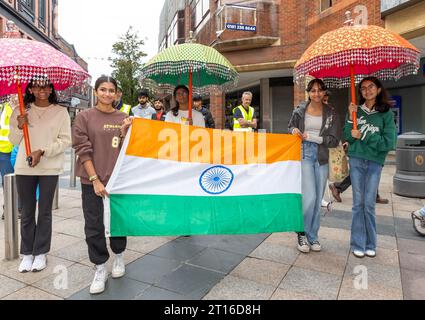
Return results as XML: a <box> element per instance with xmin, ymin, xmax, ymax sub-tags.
<box><xmin>58</xmin><ymin>0</ymin><xmax>165</xmax><ymax>84</ymax></box>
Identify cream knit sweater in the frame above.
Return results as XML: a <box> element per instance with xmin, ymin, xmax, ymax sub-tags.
<box><xmin>9</xmin><ymin>104</ymin><xmax>71</xmax><ymax>176</ymax></box>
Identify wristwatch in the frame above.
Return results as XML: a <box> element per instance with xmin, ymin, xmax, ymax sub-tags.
<box><xmin>89</xmin><ymin>175</ymin><xmax>98</xmax><ymax>182</ymax></box>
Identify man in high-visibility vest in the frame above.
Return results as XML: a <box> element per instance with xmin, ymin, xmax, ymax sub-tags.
<box><xmin>0</xmin><ymin>101</ymin><xmax>15</xmax><ymax>220</ymax></box>
<box><xmin>114</xmin><ymin>87</ymin><xmax>132</xmax><ymax>115</ymax></box>
<box><xmin>233</xmin><ymin>91</ymin><xmax>257</xmax><ymax>132</ymax></box>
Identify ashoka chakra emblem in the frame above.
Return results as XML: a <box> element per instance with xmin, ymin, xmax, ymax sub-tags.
<box><xmin>199</xmin><ymin>166</ymin><xmax>234</xmax><ymax>195</ymax></box>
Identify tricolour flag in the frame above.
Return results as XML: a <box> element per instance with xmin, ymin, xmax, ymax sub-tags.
<box><xmin>105</xmin><ymin>119</ymin><xmax>303</xmax><ymax>237</ymax></box>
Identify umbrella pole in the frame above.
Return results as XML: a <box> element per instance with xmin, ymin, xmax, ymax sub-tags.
<box><xmin>350</xmin><ymin>64</ymin><xmax>357</xmax><ymax>130</ymax></box>
<box><xmin>16</xmin><ymin>81</ymin><xmax>32</xmax><ymax>159</ymax></box>
<box><xmin>188</xmin><ymin>68</ymin><xmax>193</xmax><ymax>121</ymax></box>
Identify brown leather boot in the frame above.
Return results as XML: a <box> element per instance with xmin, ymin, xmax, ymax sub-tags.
<box><xmin>376</xmin><ymin>195</ymin><xmax>389</xmax><ymax>204</ymax></box>
<box><xmin>329</xmin><ymin>183</ymin><xmax>342</xmax><ymax>202</ymax></box>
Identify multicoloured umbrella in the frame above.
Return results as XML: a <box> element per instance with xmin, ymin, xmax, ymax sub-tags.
<box><xmin>0</xmin><ymin>37</ymin><xmax>90</xmax><ymax>161</ymax></box>
<box><xmin>294</xmin><ymin>22</ymin><xmax>420</xmax><ymax>129</ymax></box>
<box><xmin>140</xmin><ymin>42</ymin><xmax>238</xmax><ymax>119</ymax></box>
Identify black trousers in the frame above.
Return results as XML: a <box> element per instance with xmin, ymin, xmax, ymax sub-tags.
<box><xmin>16</xmin><ymin>175</ymin><xmax>58</xmax><ymax>255</ymax></box>
<box><xmin>81</xmin><ymin>183</ymin><xmax>126</xmax><ymax>265</ymax></box>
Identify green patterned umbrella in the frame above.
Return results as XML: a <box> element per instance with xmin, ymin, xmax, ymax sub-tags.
<box><xmin>140</xmin><ymin>43</ymin><xmax>239</xmax><ymax>95</ymax></box>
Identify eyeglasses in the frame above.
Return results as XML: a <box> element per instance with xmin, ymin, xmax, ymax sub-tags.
<box><xmin>360</xmin><ymin>84</ymin><xmax>377</xmax><ymax>92</ymax></box>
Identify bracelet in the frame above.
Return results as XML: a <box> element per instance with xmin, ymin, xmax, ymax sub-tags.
<box><xmin>89</xmin><ymin>175</ymin><xmax>98</xmax><ymax>182</ymax></box>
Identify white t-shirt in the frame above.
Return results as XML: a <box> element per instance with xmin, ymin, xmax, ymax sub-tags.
<box><xmin>165</xmin><ymin>109</ymin><xmax>205</xmax><ymax>128</ymax></box>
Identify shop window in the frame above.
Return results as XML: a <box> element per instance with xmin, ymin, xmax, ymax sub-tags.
<box><xmin>320</xmin><ymin>0</ymin><xmax>332</xmax><ymax>12</ymax></box>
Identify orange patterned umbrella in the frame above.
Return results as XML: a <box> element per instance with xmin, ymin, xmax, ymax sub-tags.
<box><xmin>294</xmin><ymin>20</ymin><xmax>420</xmax><ymax>129</ymax></box>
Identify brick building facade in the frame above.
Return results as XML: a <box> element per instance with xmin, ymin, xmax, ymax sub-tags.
<box><xmin>159</xmin><ymin>0</ymin><xmax>425</xmax><ymax>133</ymax></box>
<box><xmin>0</xmin><ymin>0</ymin><xmax>90</xmax><ymax>108</ymax></box>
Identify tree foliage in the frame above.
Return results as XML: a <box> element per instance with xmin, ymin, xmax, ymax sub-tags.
<box><xmin>109</xmin><ymin>27</ymin><xmax>147</xmax><ymax>105</ymax></box>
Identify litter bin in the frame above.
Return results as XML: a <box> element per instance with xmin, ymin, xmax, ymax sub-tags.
<box><xmin>393</xmin><ymin>132</ymin><xmax>425</xmax><ymax>198</ymax></box>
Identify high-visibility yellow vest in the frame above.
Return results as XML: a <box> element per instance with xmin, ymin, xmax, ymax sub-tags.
<box><xmin>233</xmin><ymin>105</ymin><xmax>254</xmax><ymax>132</ymax></box>
<box><xmin>120</xmin><ymin>104</ymin><xmax>132</xmax><ymax>115</ymax></box>
<box><xmin>0</xmin><ymin>102</ymin><xmax>13</xmax><ymax>153</ymax></box>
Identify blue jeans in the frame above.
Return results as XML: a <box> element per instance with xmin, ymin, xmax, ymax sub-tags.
<box><xmin>301</xmin><ymin>141</ymin><xmax>329</xmax><ymax>243</ymax></box>
<box><xmin>0</xmin><ymin>152</ymin><xmax>14</xmax><ymax>187</ymax></box>
<box><xmin>349</xmin><ymin>157</ymin><xmax>383</xmax><ymax>252</ymax></box>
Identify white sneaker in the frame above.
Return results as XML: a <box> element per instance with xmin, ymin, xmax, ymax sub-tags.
<box><xmin>297</xmin><ymin>234</ymin><xmax>310</xmax><ymax>253</ymax></box>
<box><xmin>365</xmin><ymin>250</ymin><xmax>376</xmax><ymax>257</ymax></box>
<box><xmin>412</xmin><ymin>209</ymin><xmax>425</xmax><ymax>220</ymax></box>
<box><xmin>18</xmin><ymin>255</ymin><xmax>34</xmax><ymax>273</ymax></box>
<box><xmin>90</xmin><ymin>264</ymin><xmax>108</xmax><ymax>295</ymax></box>
<box><xmin>112</xmin><ymin>253</ymin><xmax>125</xmax><ymax>278</ymax></box>
<box><xmin>353</xmin><ymin>250</ymin><xmax>365</xmax><ymax>258</ymax></box>
<box><xmin>31</xmin><ymin>254</ymin><xmax>47</xmax><ymax>272</ymax></box>
<box><xmin>310</xmin><ymin>241</ymin><xmax>322</xmax><ymax>252</ymax></box>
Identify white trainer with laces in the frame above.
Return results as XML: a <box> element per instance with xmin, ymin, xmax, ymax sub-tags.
<box><xmin>112</xmin><ymin>253</ymin><xmax>125</xmax><ymax>278</ymax></box>
<box><xmin>297</xmin><ymin>234</ymin><xmax>310</xmax><ymax>253</ymax></box>
<box><xmin>31</xmin><ymin>254</ymin><xmax>47</xmax><ymax>272</ymax></box>
<box><xmin>18</xmin><ymin>255</ymin><xmax>34</xmax><ymax>273</ymax></box>
<box><xmin>90</xmin><ymin>264</ymin><xmax>108</xmax><ymax>295</ymax></box>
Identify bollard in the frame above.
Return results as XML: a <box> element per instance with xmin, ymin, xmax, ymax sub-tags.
<box><xmin>4</xmin><ymin>174</ymin><xmax>19</xmax><ymax>260</ymax></box>
<box><xmin>52</xmin><ymin>182</ymin><xmax>59</xmax><ymax>210</ymax></box>
<box><xmin>70</xmin><ymin>148</ymin><xmax>76</xmax><ymax>188</ymax></box>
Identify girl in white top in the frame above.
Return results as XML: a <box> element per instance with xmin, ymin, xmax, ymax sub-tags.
<box><xmin>165</xmin><ymin>85</ymin><xmax>205</xmax><ymax>127</ymax></box>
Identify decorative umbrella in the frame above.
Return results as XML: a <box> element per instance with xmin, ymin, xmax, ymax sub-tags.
<box><xmin>140</xmin><ymin>41</ymin><xmax>238</xmax><ymax>119</ymax></box>
<box><xmin>294</xmin><ymin>12</ymin><xmax>420</xmax><ymax>129</ymax></box>
<box><xmin>0</xmin><ymin>37</ymin><xmax>90</xmax><ymax>162</ymax></box>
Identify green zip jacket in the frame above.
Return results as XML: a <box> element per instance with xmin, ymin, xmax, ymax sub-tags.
<box><xmin>343</xmin><ymin>105</ymin><xmax>396</xmax><ymax>166</ymax></box>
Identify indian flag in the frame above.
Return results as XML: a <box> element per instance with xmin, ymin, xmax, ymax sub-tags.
<box><xmin>105</xmin><ymin>119</ymin><xmax>303</xmax><ymax>237</ymax></box>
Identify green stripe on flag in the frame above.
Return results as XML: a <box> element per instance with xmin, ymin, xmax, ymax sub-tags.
<box><xmin>109</xmin><ymin>194</ymin><xmax>304</xmax><ymax>236</ymax></box>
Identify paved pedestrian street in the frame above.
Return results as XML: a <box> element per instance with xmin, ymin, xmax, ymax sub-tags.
<box><xmin>1</xmin><ymin>152</ymin><xmax>425</xmax><ymax>300</ymax></box>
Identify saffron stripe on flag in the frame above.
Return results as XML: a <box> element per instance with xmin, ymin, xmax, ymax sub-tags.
<box><xmin>125</xmin><ymin>118</ymin><xmax>301</xmax><ymax>165</ymax></box>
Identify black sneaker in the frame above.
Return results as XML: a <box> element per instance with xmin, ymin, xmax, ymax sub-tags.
<box><xmin>310</xmin><ymin>240</ymin><xmax>322</xmax><ymax>252</ymax></box>
<box><xmin>297</xmin><ymin>234</ymin><xmax>310</xmax><ymax>253</ymax></box>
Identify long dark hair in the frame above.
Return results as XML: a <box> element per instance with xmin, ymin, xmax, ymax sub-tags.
<box><xmin>24</xmin><ymin>78</ymin><xmax>58</xmax><ymax>106</ymax></box>
<box><xmin>171</xmin><ymin>85</ymin><xmax>189</xmax><ymax>117</ymax></box>
<box><xmin>306</xmin><ymin>78</ymin><xmax>327</xmax><ymax>101</ymax></box>
<box><xmin>358</xmin><ymin>76</ymin><xmax>391</xmax><ymax>113</ymax></box>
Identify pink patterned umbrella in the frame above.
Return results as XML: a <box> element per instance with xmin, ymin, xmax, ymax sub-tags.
<box><xmin>0</xmin><ymin>38</ymin><xmax>89</xmax><ymax>96</ymax></box>
<box><xmin>0</xmin><ymin>37</ymin><xmax>90</xmax><ymax>163</ymax></box>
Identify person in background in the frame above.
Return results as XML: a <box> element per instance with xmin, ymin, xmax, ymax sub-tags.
<box><xmin>132</xmin><ymin>89</ymin><xmax>156</xmax><ymax>119</ymax></box>
<box><xmin>288</xmin><ymin>78</ymin><xmax>340</xmax><ymax>254</ymax></box>
<box><xmin>114</xmin><ymin>86</ymin><xmax>132</xmax><ymax>116</ymax></box>
<box><xmin>0</xmin><ymin>99</ymin><xmax>15</xmax><ymax>220</ymax></box>
<box><xmin>344</xmin><ymin>76</ymin><xmax>396</xmax><ymax>259</ymax></box>
<box><xmin>9</xmin><ymin>76</ymin><xmax>71</xmax><ymax>273</ymax></box>
<box><xmin>193</xmin><ymin>95</ymin><xmax>215</xmax><ymax>129</ymax></box>
<box><xmin>151</xmin><ymin>97</ymin><xmax>166</xmax><ymax>121</ymax></box>
<box><xmin>233</xmin><ymin>91</ymin><xmax>257</xmax><ymax>132</ymax></box>
<box><xmin>165</xmin><ymin>85</ymin><xmax>205</xmax><ymax>127</ymax></box>
<box><xmin>72</xmin><ymin>76</ymin><xmax>128</xmax><ymax>294</ymax></box>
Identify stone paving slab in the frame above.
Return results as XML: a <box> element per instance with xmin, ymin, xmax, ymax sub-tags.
<box><xmin>400</xmin><ymin>268</ymin><xmax>425</xmax><ymax>300</ymax></box>
<box><xmin>278</xmin><ymin>266</ymin><xmax>341</xmax><ymax>300</ymax></box>
<box><xmin>0</xmin><ymin>274</ymin><xmax>26</xmax><ymax>299</ymax></box>
<box><xmin>229</xmin><ymin>257</ymin><xmax>290</xmax><ymax>287</ymax></box>
<box><xmin>2</xmin><ymin>286</ymin><xmax>63</xmax><ymax>300</ymax></box>
<box><xmin>203</xmin><ymin>275</ymin><xmax>275</xmax><ymax>300</ymax></box>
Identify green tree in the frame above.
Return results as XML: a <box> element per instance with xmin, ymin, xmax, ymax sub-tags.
<box><xmin>109</xmin><ymin>26</ymin><xmax>147</xmax><ymax>105</ymax></box>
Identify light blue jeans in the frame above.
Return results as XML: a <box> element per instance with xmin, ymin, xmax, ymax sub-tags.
<box><xmin>349</xmin><ymin>157</ymin><xmax>383</xmax><ymax>252</ymax></box>
<box><xmin>301</xmin><ymin>141</ymin><xmax>329</xmax><ymax>243</ymax></box>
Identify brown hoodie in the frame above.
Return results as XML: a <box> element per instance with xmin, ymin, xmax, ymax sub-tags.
<box><xmin>72</xmin><ymin>108</ymin><xmax>127</xmax><ymax>185</ymax></box>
